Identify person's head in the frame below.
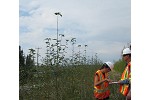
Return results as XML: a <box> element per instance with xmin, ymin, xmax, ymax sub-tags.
<box><xmin>122</xmin><ymin>48</ymin><xmax>131</xmax><ymax>63</ymax></box>
<box><xmin>100</xmin><ymin>62</ymin><xmax>114</xmax><ymax>73</ymax></box>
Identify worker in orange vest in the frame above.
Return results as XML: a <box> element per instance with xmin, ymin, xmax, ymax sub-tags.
<box><xmin>118</xmin><ymin>47</ymin><xmax>131</xmax><ymax>100</ymax></box>
<box><xmin>94</xmin><ymin>62</ymin><xmax>114</xmax><ymax>100</ymax></box>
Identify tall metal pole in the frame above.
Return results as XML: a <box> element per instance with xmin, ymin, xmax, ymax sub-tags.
<box><xmin>54</xmin><ymin>12</ymin><xmax>62</xmax><ymax>100</ymax></box>
<box><xmin>84</xmin><ymin>45</ymin><xmax>87</xmax><ymax>65</ymax></box>
<box><xmin>56</xmin><ymin>15</ymin><xmax>58</xmax><ymax>66</ymax></box>
<box><xmin>78</xmin><ymin>45</ymin><xmax>81</xmax><ymax>65</ymax></box>
<box><xmin>36</xmin><ymin>47</ymin><xmax>41</xmax><ymax>66</ymax></box>
<box><xmin>55</xmin><ymin>12</ymin><xmax>62</xmax><ymax>66</ymax></box>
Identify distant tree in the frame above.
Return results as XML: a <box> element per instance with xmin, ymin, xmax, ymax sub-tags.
<box><xmin>19</xmin><ymin>46</ymin><xmax>25</xmax><ymax>67</ymax></box>
<box><xmin>19</xmin><ymin>46</ymin><xmax>27</xmax><ymax>85</ymax></box>
<box><xmin>28</xmin><ymin>48</ymin><xmax>36</xmax><ymax>64</ymax></box>
<box><xmin>25</xmin><ymin>54</ymin><xmax>34</xmax><ymax>67</ymax></box>
<box><xmin>19</xmin><ymin>46</ymin><xmax>36</xmax><ymax>85</ymax></box>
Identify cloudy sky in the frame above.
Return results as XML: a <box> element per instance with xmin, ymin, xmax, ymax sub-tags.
<box><xmin>19</xmin><ymin>0</ymin><xmax>131</xmax><ymax>63</ymax></box>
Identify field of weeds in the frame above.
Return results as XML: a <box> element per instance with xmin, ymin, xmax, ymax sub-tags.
<box><xmin>20</xmin><ymin>65</ymin><xmax>125</xmax><ymax>100</ymax></box>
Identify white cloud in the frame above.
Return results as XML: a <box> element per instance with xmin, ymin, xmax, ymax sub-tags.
<box><xmin>19</xmin><ymin>0</ymin><xmax>131</xmax><ymax>62</ymax></box>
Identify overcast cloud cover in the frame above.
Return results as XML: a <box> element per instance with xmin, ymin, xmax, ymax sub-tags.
<box><xmin>19</xmin><ymin>0</ymin><xmax>131</xmax><ymax>63</ymax></box>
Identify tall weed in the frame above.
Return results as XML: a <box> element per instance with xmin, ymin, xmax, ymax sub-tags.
<box><xmin>20</xmin><ymin>63</ymin><xmax>126</xmax><ymax>100</ymax></box>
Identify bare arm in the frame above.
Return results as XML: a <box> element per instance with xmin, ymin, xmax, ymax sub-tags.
<box><xmin>94</xmin><ymin>74</ymin><xmax>110</xmax><ymax>86</ymax></box>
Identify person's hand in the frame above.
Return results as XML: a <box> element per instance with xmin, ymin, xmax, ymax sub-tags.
<box><xmin>109</xmin><ymin>81</ymin><xmax>112</xmax><ymax>84</ymax></box>
<box><xmin>118</xmin><ymin>79</ymin><xmax>130</xmax><ymax>85</ymax></box>
<box><xmin>109</xmin><ymin>80</ymin><xmax>114</xmax><ymax>84</ymax></box>
<box><xmin>105</xmin><ymin>79</ymin><xmax>112</xmax><ymax>82</ymax></box>
<box><xmin>118</xmin><ymin>80</ymin><xmax>123</xmax><ymax>84</ymax></box>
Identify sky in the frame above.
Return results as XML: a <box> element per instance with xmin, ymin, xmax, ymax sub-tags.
<box><xmin>19</xmin><ymin>0</ymin><xmax>131</xmax><ymax>63</ymax></box>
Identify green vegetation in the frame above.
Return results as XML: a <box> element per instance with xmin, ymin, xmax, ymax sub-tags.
<box><xmin>19</xmin><ymin>38</ymin><xmax>128</xmax><ymax>99</ymax></box>
<box><xmin>20</xmin><ymin>64</ymin><xmax>126</xmax><ymax>100</ymax></box>
<box><xmin>114</xmin><ymin>59</ymin><xmax>126</xmax><ymax>73</ymax></box>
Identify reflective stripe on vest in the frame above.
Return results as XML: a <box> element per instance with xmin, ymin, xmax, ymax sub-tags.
<box><xmin>94</xmin><ymin>86</ymin><xmax>109</xmax><ymax>93</ymax></box>
<box><xmin>119</xmin><ymin>62</ymin><xmax>131</xmax><ymax>96</ymax></box>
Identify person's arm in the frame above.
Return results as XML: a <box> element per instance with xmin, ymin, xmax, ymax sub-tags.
<box><xmin>127</xmin><ymin>89</ymin><xmax>131</xmax><ymax>100</ymax></box>
<box><xmin>94</xmin><ymin>74</ymin><xmax>110</xmax><ymax>86</ymax></box>
<box><xmin>118</xmin><ymin>79</ymin><xmax>130</xmax><ymax>85</ymax></box>
<box><xmin>119</xmin><ymin>71</ymin><xmax>131</xmax><ymax>85</ymax></box>
<box><xmin>118</xmin><ymin>66</ymin><xmax>131</xmax><ymax>85</ymax></box>
<box><xmin>129</xmin><ymin>72</ymin><xmax>131</xmax><ymax>84</ymax></box>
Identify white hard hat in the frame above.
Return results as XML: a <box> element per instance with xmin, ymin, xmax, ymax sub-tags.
<box><xmin>122</xmin><ymin>48</ymin><xmax>131</xmax><ymax>55</ymax></box>
<box><xmin>105</xmin><ymin>62</ymin><xmax>114</xmax><ymax>71</ymax></box>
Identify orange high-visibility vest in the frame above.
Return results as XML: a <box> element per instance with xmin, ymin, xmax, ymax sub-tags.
<box><xmin>119</xmin><ymin>62</ymin><xmax>131</xmax><ymax>96</ymax></box>
<box><xmin>94</xmin><ymin>70</ymin><xmax>110</xmax><ymax>99</ymax></box>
